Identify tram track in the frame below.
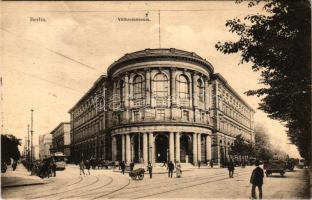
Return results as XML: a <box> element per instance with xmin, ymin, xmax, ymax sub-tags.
<box><xmin>91</xmin><ymin>170</ymin><xmax>250</xmax><ymax>199</ymax></box>
<box><xmin>133</xmin><ymin>171</ymin><xmax>251</xmax><ymax>199</ymax></box>
<box><xmin>58</xmin><ymin>175</ymin><xmax>114</xmax><ymax>199</ymax></box>
<box><xmin>30</xmin><ymin>175</ymin><xmax>100</xmax><ymax>199</ymax></box>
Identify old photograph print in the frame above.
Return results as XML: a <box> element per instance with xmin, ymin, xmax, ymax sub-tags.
<box><xmin>1</xmin><ymin>1</ymin><xmax>311</xmax><ymax>199</ymax></box>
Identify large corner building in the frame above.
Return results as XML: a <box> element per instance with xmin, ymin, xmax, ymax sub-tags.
<box><xmin>69</xmin><ymin>48</ymin><xmax>255</xmax><ymax>165</ymax></box>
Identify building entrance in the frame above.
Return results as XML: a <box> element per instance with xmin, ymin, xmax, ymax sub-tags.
<box><xmin>155</xmin><ymin>134</ymin><xmax>168</xmax><ymax>163</ymax></box>
<box><xmin>180</xmin><ymin>134</ymin><xmax>192</xmax><ymax>163</ymax></box>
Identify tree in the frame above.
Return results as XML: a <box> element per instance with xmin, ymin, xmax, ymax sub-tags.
<box><xmin>254</xmin><ymin>124</ymin><xmax>274</xmax><ymax>160</ymax></box>
<box><xmin>215</xmin><ymin>0</ymin><xmax>311</xmax><ymax>161</ymax></box>
<box><xmin>230</xmin><ymin>134</ymin><xmax>253</xmax><ymax>162</ymax></box>
<box><xmin>1</xmin><ymin>134</ymin><xmax>21</xmax><ymax>164</ymax></box>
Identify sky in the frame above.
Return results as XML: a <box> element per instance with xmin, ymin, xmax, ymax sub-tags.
<box><xmin>1</xmin><ymin>1</ymin><xmax>300</xmax><ymax>157</ymax></box>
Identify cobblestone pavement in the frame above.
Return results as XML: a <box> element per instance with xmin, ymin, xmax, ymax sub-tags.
<box><xmin>2</xmin><ymin>165</ymin><xmax>310</xmax><ymax>199</ymax></box>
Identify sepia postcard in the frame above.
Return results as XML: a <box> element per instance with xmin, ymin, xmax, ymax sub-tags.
<box><xmin>1</xmin><ymin>1</ymin><xmax>311</xmax><ymax>199</ymax></box>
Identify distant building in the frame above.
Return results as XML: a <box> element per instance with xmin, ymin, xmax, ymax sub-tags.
<box><xmin>39</xmin><ymin>134</ymin><xmax>52</xmax><ymax>160</ymax></box>
<box><xmin>68</xmin><ymin>48</ymin><xmax>255</xmax><ymax>165</ymax></box>
<box><xmin>33</xmin><ymin>144</ymin><xmax>40</xmax><ymax>161</ymax></box>
<box><xmin>50</xmin><ymin>122</ymin><xmax>71</xmax><ymax>157</ymax></box>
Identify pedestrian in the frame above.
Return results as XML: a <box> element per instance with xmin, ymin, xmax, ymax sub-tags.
<box><xmin>79</xmin><ymin>160</ymin><xmax>85</xmax><ymax>175</ymax></box>
<box><xmin>12</xmin><ymin>160</ymin><xmax>17</xmax><ymax>171</ymax></box>
<box><xmin>120</xmin><ymin>161</ymin><xmax>126</xmax><ymax>174</ymax></box>
<box><xmin>85</xmin><ymin>159</ymin><xmax>91</xmax><ymax>175</ymax></box>
<box><xmin>198</xmin><ymin>160</ymin><xmax>201</xmax><ymax>168</ymax></box>
<box><xmin>147</xmin><ymin>161</ymin><xmax>153</xmax><ymax>179</ymax></box>
<box><xmin>228</xmin><ymin>159</ymin><xmax>235</xmax><ymax>178</ymax></box>
<box><xmin>130</xmin><ymin>162</ymin><xmax>135</xmax><ymax>171</ymax></box>
<box><xmin>176</xmin><ymin>162</ymin><xmax>182</xmax><ymax>178</ymax></box>
<box><xmin>51</xmin><ymin>160</ymin><xmax>57</xmax><ymax>177</ymax></box>
<box><xmin>162</xmin><ymin>160</ymin><xmax>167</xmax><ymax>167</ymax></box>
<box><xmin>210</xmin><ymin>159</ymin><xmax>214</xmax><ymax>168</ymax></box>
<box><xmin>167</xmin><ymin>161</ymin><xmax>174</xmax><ymax>178</ymax></box>
<box><xmin>250</xmin><ymin>160</ymin><xmax>264</xmax><ymax>199</ymax></box>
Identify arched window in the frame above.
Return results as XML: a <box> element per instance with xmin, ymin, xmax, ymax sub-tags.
<box><xmin>153</xmin><ymin>73</ymin><xmax>168</xmax><ymax>97</ymax></box>
<box><xmin>115</xmin><ymin>80</ymin><xmax>124</xmax><ymax>101</ymax></box>
<box><xmin>177</xmin><ymin>74</ymin><xmax>189</xmax><ymax>99</ymax></box>
<box><xmin>133</xmin><ymin>75</ymin><xmax>145</xmax><ymax>100</ymax></box>
<box><xmin>197</xmin><ymin>79</ymin><xmax>204</xmax><ymax>102</ymax></box>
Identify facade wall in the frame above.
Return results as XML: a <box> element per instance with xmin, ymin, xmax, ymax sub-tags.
<box><xmin>39</xmin><ymin>134</ymin><xmax>52</xmax><ymax>160</ymax></box>
<box><xmin>50</xmin><ymin>122</ymin><xmax>71</xmax><ymax>157</ymax></box>
<box><xmin>68</xmin><ymin>49</ymin><xmax>255</xmax><ymax>165</ymax></box>
<box><xmin>210</xmin><ymin>74</ymin><xmax>255</xmax><ymax>165</ymax></box>
<box><xmin>69</xmin><ymin>76</ymin><xmax>107</xmax><ymax>162</ymax></box>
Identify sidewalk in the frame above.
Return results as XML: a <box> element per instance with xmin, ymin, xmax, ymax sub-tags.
<box><xmin>1</xmin><ymin>164</ymin><xmax>46</xmax><ymax>188</ymax></box>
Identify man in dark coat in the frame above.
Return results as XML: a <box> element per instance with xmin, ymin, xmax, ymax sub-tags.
<box><xmin>210</xmin><ymin>159</ymin><xmax>214</xmax><ymax>168</ymax></box>
<box><xmin>167</xmin><ymin>161</ymin><xmax>174</xmax><ymax>178</ymax></box>
<box><xmin>227</xmin><ymin>160</ymin><xmax>235</xmax><ymax>178</ymax></box>
<box><xmin>250</xmin><ymin>160</ymin><xmax>264</xmax><ymax>199</ymax></box>
<box><xmin>120</xmin><ymin>161</ymin><xmax>126</xmax><ymax>174</ymax></box>
<box><xmin>85</xmin><ymin>159</ymin><xmax>91</xmax><ymax>175</ymax></box>
<box><xmin>147</xmin><ymin>161</ymin><xmax>153</xmax><ymax>179</ymax></box>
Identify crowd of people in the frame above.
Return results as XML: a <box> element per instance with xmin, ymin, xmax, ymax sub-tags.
<box><xmin>22</xmin><ymin>158</ymin><xmax>57</xmax><ymax>179</ymax></box>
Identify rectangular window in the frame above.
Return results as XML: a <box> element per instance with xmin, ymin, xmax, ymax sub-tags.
<box><xmin>133</xmin><ymin>111</ymin><xmax>140</xmax><ymax>121</ymax></box>
<box><xmin>156</xmin><ymin>109</ymin><xmax>165</xmax><ymax>120</ymax></box>
<box><xmin>182</xmin><ymin>110</ymin><xmax>189</xmax><ymax>121</ymax></box>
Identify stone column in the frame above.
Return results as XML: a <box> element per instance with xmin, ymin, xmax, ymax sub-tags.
<box><xmin>197</xmin><ymin>133</ymin><xmax>202</xmax><ymax>162</ymax></box>
<box><xmin>112</xmin><ymin>136</ymin><xmax>117</xmax><ymax>162</ymax></box>
<box><xmin>175</xmin><ymin>132</ymin><xmax>180</xmax><ymax>162</ymax></box>
<box><xmin>126</xmin><ymin>134</ymin><xmax>131</xmax><ymax>164</ymax></box>
<box><xmin>143</xmin><ymin>132</ymin><xmax>148</xmax><ymax>163</ymax></box>
<box><xmin>148</xmin><ymin>132</ymin><xmax>154</xmax><ymax>163</ymax></box>
<box><xmin>145</xmin><ymin>69</ymin><xmax>151</xmax><ymax>106</ymax></box>
<box><xmin>169</xmin><ymin>132</ymin><xmax>175</xmax><ymax>162</ymax></box>
<box><xmin>192</xmin><ymin>133</ymin><xmax>198</xmax><ymax>165</ymax></box>
<box><xmin>206</xmin><ymin>135</ymin><xmax>211</xmax><ymax>161</ymax></box>
<box><xmin>122</xmin><ymin>135</ymin><xmax>125</xmax><ymax>162</ymax></box>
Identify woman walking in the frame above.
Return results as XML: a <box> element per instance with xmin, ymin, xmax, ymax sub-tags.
<box><xmin>79</xmin><ymin>160</ymin><xmax>85</xmax><ymax>175</ymax></box>
<box><xmin>176</xmin><ymin>162</ymin><xmax>182</xmax><ymax>178</ymax></box>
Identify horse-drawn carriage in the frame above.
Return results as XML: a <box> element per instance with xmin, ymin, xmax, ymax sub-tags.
<box><xmin>129</xmin><ymin>168</ymin><xmax>145</xmax><ymax>180</ymax></box>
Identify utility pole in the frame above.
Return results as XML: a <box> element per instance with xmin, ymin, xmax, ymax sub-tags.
<box><xmin>27</xmin><ymin>124</ymin><xmax>30</xmax><ymax>170</ymax></box>
<box><xmin>30</xmin><ymin>108</ymin><xmax>34</xmax><ymax>163</ymax></box>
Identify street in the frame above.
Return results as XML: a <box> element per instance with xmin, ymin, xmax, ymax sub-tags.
<box><xmin>2</xmin><ymin>165</ymin><xmax>310</xmax><ymax>199</ymax></box>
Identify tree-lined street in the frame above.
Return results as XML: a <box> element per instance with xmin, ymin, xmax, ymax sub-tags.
<box><xmin>2</xmin><ymin>164</ymin><xmax>309</xmax><ymax>199</ymax></box>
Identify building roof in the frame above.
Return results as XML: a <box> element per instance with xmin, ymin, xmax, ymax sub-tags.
<box><xmin>68</xmin><ymin>75</ymin><xmax>107</xmax><ymax>113</ymax></box>
<box><xmin>107</xmin><ymin>48</ymin><xmax>214</xmax><ymax>75</ymax></box>
<box><xmin>50</xmin><ymin>122</ymin><xmax>70</xmax><ymax>135</ymax></box>
<box><xmin>212</xmin><ymin>73</ymin><xmax>255</xmax><ymax>113</ymax></box>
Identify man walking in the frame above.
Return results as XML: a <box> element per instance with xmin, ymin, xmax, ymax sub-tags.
<box><xmin>51</xmin><ymin>160</ymin><xmax>57</xmax><ymax>177</ymax></box>
<box><xmin>210</xmin><ymin>159</ymin><xmax>214</xmax><ymax>168</ymax></box>
<box><xmin>167</xmin><ymin>161</ymin><xmax>174</xmax><ymax>178</ymax></box>
<box><xmin>120</xmin><ymin>161</ymin><xmax>126</xmax><ymax>174</ymax></box>
<box><xmin>227</xmin><ymin>159</ymin><xmax>235</xmax><ymax>178</ymax></box>
<box><xmin>85</xmin><ymin>159</ymin><xmax>91</xmax><ymax>175</ymax></box>
<box><xmin>250</xmin><ymin>160</ymin><xmax>264</xmax><ymax>199</ymax></box>
<box><xmin>147</xmin><ymin>161</ymin><xmax>153</xmax><ymax>179</ymax></box>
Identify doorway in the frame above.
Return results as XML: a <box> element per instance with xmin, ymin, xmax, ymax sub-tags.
<box><xmin>155</xmin><ymin>134</ymin><xmax>168</xmax><ymax>163</ymax></box>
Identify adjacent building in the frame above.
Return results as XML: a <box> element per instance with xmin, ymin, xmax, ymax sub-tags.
<box><xmin>69</xmin><ymin>48</ymin><xmax>255</xmax><ymax>165</ymax></box>
<box><xmin>39</xmin><ymin>134</ymin><xmax>52</xmax><ymax>160</ymax></box>
<box><xmin>50</xmin><ymin>122</ymin><xmax>71</xmax><ymax>157</ymax></box>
